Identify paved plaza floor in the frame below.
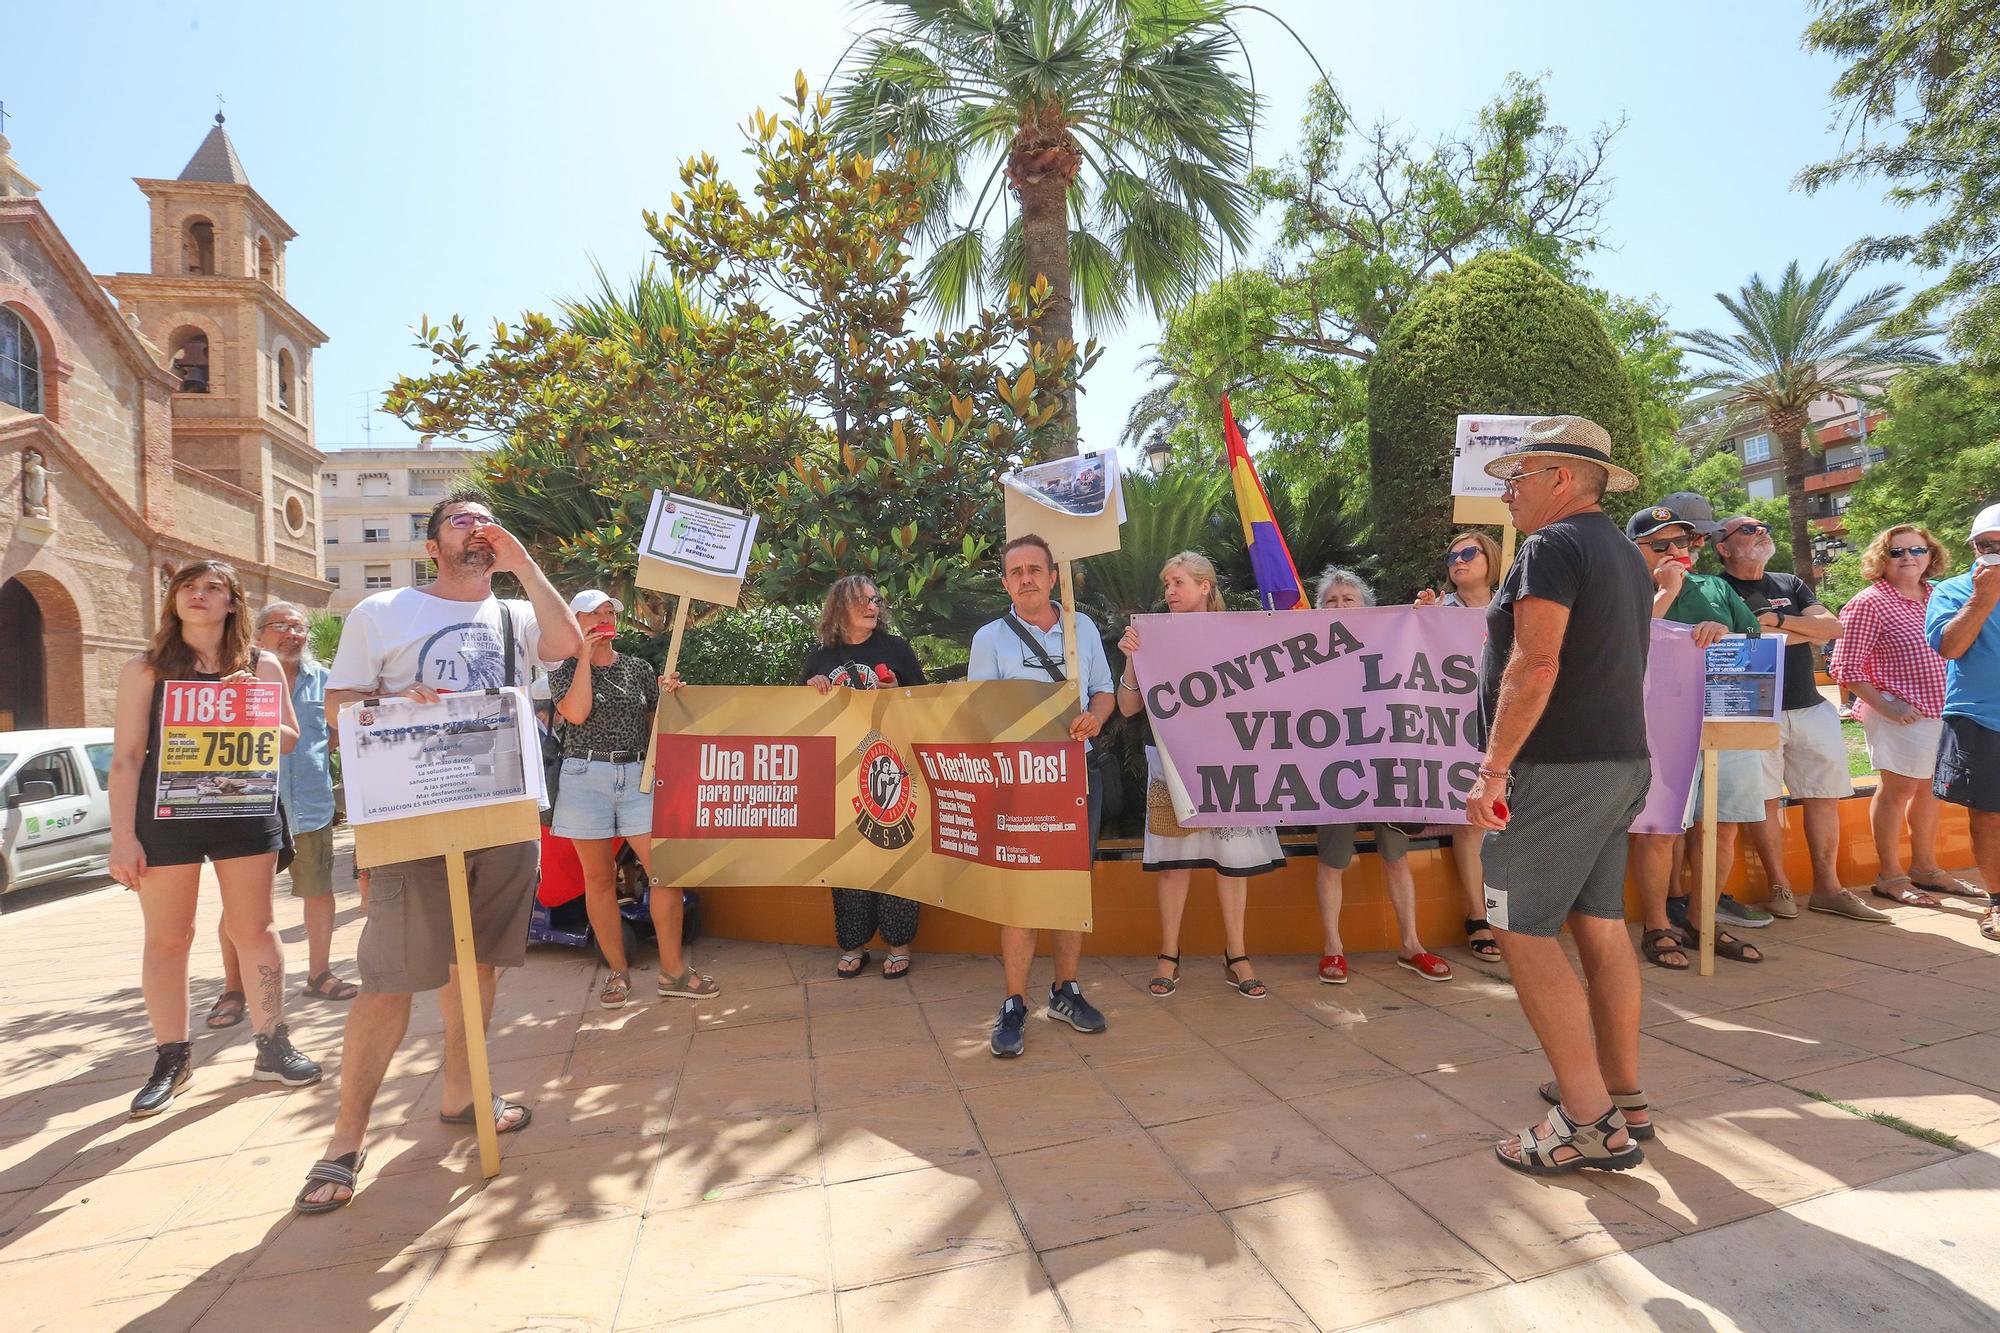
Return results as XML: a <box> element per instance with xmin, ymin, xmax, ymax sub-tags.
<box><xmin>4</xmin><ymin>836</ymin><xmax>2000</xmax><ymax>1331</ymax></box>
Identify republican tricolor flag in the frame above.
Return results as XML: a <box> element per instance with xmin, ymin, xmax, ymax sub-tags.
<box><xmin>1222</xmin><ymin>396</ymin><xmax>1309</xmax><ymax>611</ymax></box>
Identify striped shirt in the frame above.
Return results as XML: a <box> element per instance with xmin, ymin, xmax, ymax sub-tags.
<box><xmin>1830</xmin><ymin>579</ymin><xmax>1947</xmax><ymax>719</ymax></box>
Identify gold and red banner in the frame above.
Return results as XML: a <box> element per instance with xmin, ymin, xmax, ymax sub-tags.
<box><xmin>650</xmin><ymin>681</ymin><xmax>1093</xmax><ymax>931</ymax></box>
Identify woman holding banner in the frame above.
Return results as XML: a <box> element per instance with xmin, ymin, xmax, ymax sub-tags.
<box><xmin>107</xmin><ymin>559</ymin><xmax>322</xmax><ymax>1118</ymax></box>
<box><xmin>800</xmin><ymin>574</ymin><xmax>928</xmax><ymax>978</ymax></box>
<box><xmin>1117</xmin><ymin>552</ymin><xmax>1284</xmax><ymax>999</ymax></box>
<box><xmin>550</xmin><ymin>590</ymin><xmax>713</xmax><ymax>1008</ymax></box>
<box><xmin>1416</xmin><ymin>532</ymin><xmax>1504</xmax><ymax>961</ymax></box>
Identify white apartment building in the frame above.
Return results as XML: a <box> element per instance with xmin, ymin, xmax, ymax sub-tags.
<box><xmin>318</xmin><ymin>444</ymin><xmax>483</xmax><ymax>611</ymax></box>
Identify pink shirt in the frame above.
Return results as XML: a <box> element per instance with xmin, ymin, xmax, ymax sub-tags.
<box><xmin>1830</xmin><ymin>579</ymin><xmax>1947</xmax><ymax>719</ymax></box>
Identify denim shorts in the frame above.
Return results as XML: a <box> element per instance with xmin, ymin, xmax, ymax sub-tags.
<box><xmin>549</xmin><ymin>758</ymin><xmax>652</xmax><ymax>840</ymax></box>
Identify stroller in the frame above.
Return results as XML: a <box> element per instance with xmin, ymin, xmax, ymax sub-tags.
<box><xmin>526</xmin><ymin>828</ymin><xmax>699</xmax><ymax>968</ymax></box>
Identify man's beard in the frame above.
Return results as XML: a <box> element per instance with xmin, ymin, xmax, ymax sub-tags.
<box><xmin>1748</xmin><ymin>537</ymin><xmax>1776</xmax><ymax>564</ymax></box>
<box><xmin>449</xmin><ymin>542</ymin><xmax>496</xmax><ymax>575</ymax></box>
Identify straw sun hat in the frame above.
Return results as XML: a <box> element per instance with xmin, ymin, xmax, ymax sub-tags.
<box><xmin>1481</xmin><ymin>415</ymin><xmax>1637</xmax><ymax>493</ymax></box>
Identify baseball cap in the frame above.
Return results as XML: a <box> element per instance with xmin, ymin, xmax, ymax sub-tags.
<box><xmin>1626</xmin><ymin>503</ymin><xmax>1706</xmax><ymax>541</ymax></box>
<box><xmin>1971</xmin><ymin>503</ymin><xmax>2000</xmax><ymax>541</ymax></box>
<box><xmin>569</xmin><ymin>590</ymin><xmax>624</xmax><ymax>614</ymax></box>
<box><xmin>1655</xmin><ymin>492</ymin><xmax>1722</xmax><ymax>534</ymax></box>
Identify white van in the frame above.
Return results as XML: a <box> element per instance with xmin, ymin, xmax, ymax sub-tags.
<box><xmin>1</xmin><ymin>728</ymin><xmax>115</xmax><ymax>892</ymax></box>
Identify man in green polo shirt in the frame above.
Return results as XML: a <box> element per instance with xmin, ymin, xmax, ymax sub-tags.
<box><xmin>1626</xmin><ymin>500</ymin><xmax>1769</xmax><ymax>968</ymax></box>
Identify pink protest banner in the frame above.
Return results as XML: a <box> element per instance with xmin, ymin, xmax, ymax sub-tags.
<box><xmin>1131</xmin><ymin>607</ymin><xmax>1703</xmax><ymax>830</ymax></box>
<box><xmin>1634</xmin><ymin>623</ymin><xmax>1705</xmax><ymax>836</ymax></box>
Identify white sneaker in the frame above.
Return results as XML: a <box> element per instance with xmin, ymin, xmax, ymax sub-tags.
<box><xmin>1808</xmin><ymin>888</ymin><xmax>1890</xmax><ymax>923</ymax></box>
<box><xmin>1766</xmin><ymin>885</ymin><xmax>1799</xmax><ymax>919</ymax></box>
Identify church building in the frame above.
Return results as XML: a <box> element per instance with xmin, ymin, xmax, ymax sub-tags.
<box><xmin>0</xmin><ymin>116</ymin><xmax>329</xmax><ymax>730</ymax></box>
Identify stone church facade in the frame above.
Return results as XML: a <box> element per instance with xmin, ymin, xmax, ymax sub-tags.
<box><xmin>0</xmin><ymin>118</ymin><xmax>329</xmax><ymax>730</ymax></box>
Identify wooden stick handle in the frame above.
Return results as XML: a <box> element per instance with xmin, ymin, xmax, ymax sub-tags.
<box><xmin>445</xmin><ymin>849</ymin><xmax>502</xmax><ymax>1178</ymax></box>
<box><xmin>1698</xmin><ymin>745</ymin><xmax>1720</xmax><ymax>978</ymax></box>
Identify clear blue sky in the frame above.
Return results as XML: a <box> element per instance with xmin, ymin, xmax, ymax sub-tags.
<box><xmin>7</xmin><ymin>1</ymin><xmax>1922</xmax><ymax>460</ymax></box>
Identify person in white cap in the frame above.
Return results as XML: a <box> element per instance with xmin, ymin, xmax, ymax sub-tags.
<box><xmin>548</xmin><ymin>589</ymin><xmax>713</xmax><ymax>1008</ymax></box>
<box><xmin>1925</xmin><ymin>502</ymin><xmax>2000</xmax><ymax>943</ymax></box>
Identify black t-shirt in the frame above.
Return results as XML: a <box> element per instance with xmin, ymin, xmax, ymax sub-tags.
<box><xmin>1480</xmin><ymin>509</ymin><xmax>1654</xmax><ymax>764</ymax></box>
<box><xmin>1719</xmin><ymin>570</ymin><xmax>1823</xmax><ymax>711</ymax></box>
<box><xmin>797</xmin><ymin>630</ymin><xmax>928</xmax><ymax>689</ymax></box>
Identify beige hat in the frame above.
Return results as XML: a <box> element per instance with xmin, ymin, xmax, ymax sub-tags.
<box><xmin>1482</xmin><ymin>415</ymin><xmax>1637</xmax><ymax>493</ymax></box>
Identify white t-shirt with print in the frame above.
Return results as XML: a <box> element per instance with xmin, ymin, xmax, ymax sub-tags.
<box><xmin>327</xmin><ymin>588</ymin><xmax>552</xmax><ymax>696</ymax></box>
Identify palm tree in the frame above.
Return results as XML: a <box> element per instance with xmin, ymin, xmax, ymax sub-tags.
<box><xmin>1679</xmin><ymin>260</ymin><xmax>1939</xmax><ymax>583</ymax></box>
<box><xmin>832</xmin><ymin>0</ymin><xmax>1297</xmax><ymax>458</ymax></box>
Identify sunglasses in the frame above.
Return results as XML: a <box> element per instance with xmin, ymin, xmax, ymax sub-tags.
<box><xmin>1642</xmin><ymin>535</ymin><xmax>1700</xmax><ymax>553</ymax></box>
<box><xmin>442</xmin><ymin>512</ymin><xmax>498</xmax><ymax>530</ymax></box>
<box><xmin>1887</xmin><ymin>545</ymin><xmax>1931</xmax><ymax>558</ymax></box>
<box><xmin>1975</xmin><ymin>540</ymin><xmax>2000</xmax><ymax>556</ymax></box>
<box><xmin>1446</xmin><ymin>548</ymin><xmax>1483</xmax><ymax>565</ymax></box>
<box><xmin>1724</xmin><ymin>522</ymin><xmax>1770</xmax><ymax>538</ymax></box>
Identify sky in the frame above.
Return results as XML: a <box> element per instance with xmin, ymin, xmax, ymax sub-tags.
<box><xmin>6</xmin><ymin>1</ymin><xmax>1926</xmax><ymax>464</ymax></box>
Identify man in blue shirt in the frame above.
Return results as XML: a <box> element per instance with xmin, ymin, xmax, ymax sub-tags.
<box><xmin>1925</xmin><ymin>502</ymin><xmax>2000</xmax><ymax>943</ymax></box>
<box><xmin>206</xmin><ymin>602</ymin><xmax>352</xmax><ymax>1031</ymax></box>
<box><xmin>967</xmin><ymin>533</ymin><xmax>1116</xmax><ymax>1057</ymax></box>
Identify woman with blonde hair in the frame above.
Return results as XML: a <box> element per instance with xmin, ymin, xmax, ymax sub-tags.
<box><xmin>1830</xmin><ymin>524</ymin><xmax>1981</xmax><ymax>905</ymax></box>
<box><xmin>107</xmin><ymin>560</ymin><xmax>320</xmax><ymax>1118</ymax></box>
<box><xmin>1117</xmin><ymin>552</ymin><xmax>1284</xmax><ymax>998</ymax></box>
<box><xmin>799</xmin><ymin>574</ymin><xmax>928</xmax><ymax>977</ymax></box>
<box><xmin>1416</xmin><ymin>531</ymin><xmax>1504</xmax><ymax>960</ymax></box>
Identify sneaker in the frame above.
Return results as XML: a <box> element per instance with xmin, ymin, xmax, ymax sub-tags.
<box><xmin>1808</xmin><ymin>888</ymin><xmax>1891</xmax><ymax>923</ymax></box>
<box><xmin>1047</xmin><ymin>980</ymin><xmax>1107</xmax><ymax>1034</ymax></box>
<box><xmin>1715</xmin><ymin>894</ymin><xmax>1774</xmax><ymax>928</ymax></box>
<box><xmin>1766</xmin><ymin>885</ymin><xmax>1799</xmax><ymax>919</ymax></box>
<box><xmin>130</xmin><ymin>1041</ymin><xmax>193</xmax><ymax>1119</ymax></box>
<box><xmin>990</xmin><ymin>995</ymin><xmax>1027</xmax><ymax>1058</ymax></box>
<box><xmin>253</xmin><ymin>1024</ymin><xmax>324</xmax><ymax>1086</ymax></box>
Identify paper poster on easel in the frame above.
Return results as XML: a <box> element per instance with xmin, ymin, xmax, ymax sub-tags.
<box><xmin>1703</xmin><ymin>635</ymin><xmax>1783</xmax><ymax>724</ymax></box>
<box><xmin>337</xmin><ymin>687</ymin><xmax>544</xmax><ymax>824</ymax></box>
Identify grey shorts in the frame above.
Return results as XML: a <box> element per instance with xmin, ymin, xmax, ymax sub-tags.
<box><xmin>1482</xmin><ymin>758</ymin><xmax>1651</xmax><ymax>938</ymax></box>
<box><xmin>355</xmin><ymin>840</ymin><xmax>540</xmax><ymax>993</ymax></box>
<box><xmin>1315</xmin><ymin>823</ymin><xmax>1411</xmax><ymax>868</ymax></box>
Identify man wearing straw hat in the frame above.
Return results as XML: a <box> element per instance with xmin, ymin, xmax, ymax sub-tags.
<box><xmin>1465</xmin><ymin>415</ymin><xmax>1657</xmax><ymax>1176</ymax></box>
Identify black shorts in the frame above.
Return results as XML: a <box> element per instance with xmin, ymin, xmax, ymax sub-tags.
<box><xmin>138</xmin><ymin>821</ymin><xmax>285</xmax><ymax>867</ymax></box>
<box><xmin>1934</xmin><ymin>715</ymin><xmax>2000</xmax><ymax>814</ymax></box>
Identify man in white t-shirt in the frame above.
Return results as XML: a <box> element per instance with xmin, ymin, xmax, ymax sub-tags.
<box><xmin>295</xmin><ymin>489</ymin><xmax>580</xmax><ymax>1213</ymax></box>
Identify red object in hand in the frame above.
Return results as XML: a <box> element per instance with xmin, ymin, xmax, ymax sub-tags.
<box><xmin>874</xmin><ymin>664</ymin><xmax>897</xmax><ymax>684</ymax></box>
<box><xmin>1492</xmin><ymin>799</ymin><xmax>1510</xmax><ymax>824</ymax></box>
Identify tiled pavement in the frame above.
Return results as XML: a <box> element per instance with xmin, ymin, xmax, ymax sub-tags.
<box><xmin>4</xmin><ymin>842</ymin><xmax>2000</xmax><ymax>1331</ymax></box>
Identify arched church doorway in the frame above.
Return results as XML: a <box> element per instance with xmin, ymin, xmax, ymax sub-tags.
<box><xmin>0</xmin><ymin>577</ymin><xmax>46</xmax><ymax>731</ymax></box>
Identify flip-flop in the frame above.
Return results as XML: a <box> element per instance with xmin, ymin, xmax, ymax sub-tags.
<box><xmin>204</xmin><ymin>990</ymin><xmax>247</xmax><ymax>1029</ymax></box>
<box><xmin>439</xmin><ymin>1097</ymin><xmax>532</xmax><ymax>1134</ymax></box>
<box><xmin>882</xmin><ymin>953</ymin><xmax>912</xmax><ymax>980</ymax></box>
<box><xmin>835</xmin><ymin>951</ymin><xmax>870</xmax><ymax>979</ymax></box>
<box><xmin>1872</xmin><ymin>874</ymin><xmax>1941</xmax><ymax>909</ymax></box>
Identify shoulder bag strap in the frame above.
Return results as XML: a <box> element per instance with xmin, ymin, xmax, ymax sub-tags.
<box><xmin>1001</xmin><ymin>612</ymin><xmax>1067</xmax><ymax>683</ymax></box>
<box><xmin>499</xmin><ymin>601</ymin><xmax>518</xmax><ymax>688</ymax></box>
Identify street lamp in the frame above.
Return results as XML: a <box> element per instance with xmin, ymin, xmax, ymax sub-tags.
<box><xmin>1142</xmin><ymin>426</ymin><xmax>1173</xmax><ymax>477</ymax></box>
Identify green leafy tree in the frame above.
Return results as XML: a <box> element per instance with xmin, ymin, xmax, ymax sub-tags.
<box><xmin>1642</xmin><ymin>438</ymin><xmax>1794</xmax><ymax>576</ymax></box>
<box><xmin>387</xmin><ymin>77</ymin><xmax>1093</xmax><ymax>640</ymax></box>
<box><xmin>1800</xmin><ymin>0</ymin><xmax>2000</xmax><ymax>363</ymax></box>
<box><xmin>1821</xmin><ymin>364</ymin><xmax>2000</xmax><ymax>604</ymax></box>
<box><xmin>1679</xmin><ymin>260</ymin><xmax>1940</xmax><ymax>584</ymax></box>
<box><xmin>1366</xmin><ymin>251</ymin><xmax>1644</xmax><ymax>601</ymax></box>
<box><xmin>832</xmin><ymin>0</ymin><xmax>1285</xmax><ymax>455</ymax></box>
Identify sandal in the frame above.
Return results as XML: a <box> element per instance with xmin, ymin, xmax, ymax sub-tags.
<box><xmin>1149</xmin><ymin>953</ymin><xmax>1180</xmax><ymax>997</ymax></box>
<box><xmin>1910</xmin><ymin>871</ymin><xmax>1985</xmax><ymax>898</ymax></box>
<box><xmin>1538</xmin><ymin>1081</ymin><xmax>1654</xmax><ymax>1140</ymax></box>
<box><xmin>204</xmin><ymin>990</ymin><xmax>247</xmax><ymax>1029</ymax></box>
<box><xmin>1463</xmin><ymin>917</ymin><xmax>1502</xmax><ymax>961</ymax></box>
<box><xmin>295</xmin><ymin>1150</ymin><xmax>365</xmax><ymax>1214</ymax></box>
<box><xmin>599</xmin><ymin>971</ymin><xmax>631</xmax><ymax>1009</ymax></box>
<box><xmin>835</xmin><ymin>951</ymin><xmax>870</xmax><ymax>979</ymax></box>
<box><xmin>300</xmin><ymin>971</ymin><xmax>359</xmax><ymax>1003</ymax></box>
<box><xmin>1496</xmin><ymin>1104</ymin><xmax>1643</xmax><ymax>1175</ymax></box>
<box><xmin>1983</xmin><ymin>907</ymin><xmax>2000</xmax><ymax>943</ymax></box>
<box><xmin>1642</xmin><ymin>928</ymin><xmax>1690</xmax><ymax>971</ymax></box>
<box><xmin>1872</xmin><ymin>874</ymin><xmax>1941</xmax><ymax>909</ymax></box>
<box><xmin>657</xmin><ymin>965</ymin><xmax>721</xmax><ymax>998</ymax></box>
<box><xmin>439</xmin><ymin>1097</ymin><xmax>532</xmax><ymax>1134</ymax></box>
<box><xmin>882</xmin><ymin>953</ymin><xmax>912</xmax><ymax>980</ymax></box>
<box><xmin>1703</xmin><ymin>927</ymin><xmax>1763</xmax><ymax>964</ymax></box>
<box><xmin>1224</xmin><ymin>955</ymin><xmax>1267</xmax><ymax>1000</ymax></box>
<box><xmin>1318</xmin><ymin>954</ymin><xmax>1348</xmax><ymax>985</ymax></box>
<box><xmin>1397</xmin><ymin>952</ymin><xmax>1454</xmax><ymax>982</ymax></box>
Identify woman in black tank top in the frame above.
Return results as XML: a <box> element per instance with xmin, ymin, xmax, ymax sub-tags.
<box><xmin>108</xmin><ymin>560</ymin><xmax>322</xmax><ymax>1118</ymax></box>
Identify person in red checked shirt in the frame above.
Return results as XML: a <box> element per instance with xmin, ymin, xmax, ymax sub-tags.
<box><xmin>798</xmin><ymin>574</ymin><xmax>928</xmax><ymax>979</ymax></box>
<box><xmin>1830</xmin><ymin>525</ymin><xmax>1983</xmax><ymax>907</ymax></box>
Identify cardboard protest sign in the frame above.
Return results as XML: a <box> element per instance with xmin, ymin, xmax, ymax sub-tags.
<box><xmin>1451</xmin><ymin>414</ymin><xmax>1539</xmax><ymax>499</ymax></box>
<box><xmin>652</xmin><ymin>680</ymin><xmax>1093</xmax><ymax>930</ymax></box>
<box><xmin>634</xmin><ymin>492</ymin><xmax>757</xmax><ymax>607</ymax></box>
<box><xmin>338</xmin><ymin>688</ymin><xmax>543</xmax><ymax>825</ymax></box>
<box><xmin>153</xmin><ymin>680</ymin><xmax>282</xmax><ymax>819</ymax></box>
<box><xmin>1002</xmin><ymin>450</ymin><xmax>1124</xmax><ymax>563</ymax></box>
<box><xmin>1133</xmin><ymin>606</ymin><xmax>1708</xmax><ymax>830</ymax></box>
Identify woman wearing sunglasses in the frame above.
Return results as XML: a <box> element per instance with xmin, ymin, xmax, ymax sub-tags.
<box><xmin>1416</xmin><ymin>531</ymin><xmax>1504</xmax><ymax>960</ymax></box>
<box><xmin>1830</xmin><ymin>525</ymin><xmax>1980</xmax><ymax>906</ymax></box>
<box><xmin>800</xmin><ymin>575</ymin><xmax>928</xmax><ymax>978</ymax></box>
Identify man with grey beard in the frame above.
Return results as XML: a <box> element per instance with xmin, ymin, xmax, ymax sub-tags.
<box><xmin>1714</xmin><ymin>516</ymin><xmax>1871</xmax><ymax>920</ymax></box>
<box><xmin>204</xmin><ymin>601</ymin><xmax>351</xmax><ymax>1031</ymax></box>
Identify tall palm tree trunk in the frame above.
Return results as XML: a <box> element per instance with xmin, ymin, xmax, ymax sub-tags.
<box><xmin>1771</xmin><ymin>410</ymin><xmax>1817</xmax><ymax>584</ymax></box>
<box><xmin>1012</xmin><ymin>121</ymin><xmax>1081</xmax><ymax>461</ymax></box>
